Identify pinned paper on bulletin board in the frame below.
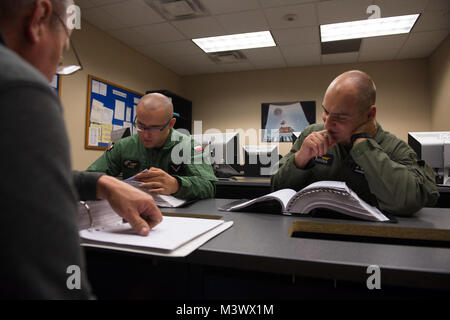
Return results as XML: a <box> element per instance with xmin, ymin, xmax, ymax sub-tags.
<box><xmin>85</xmin><ymin>75</ymin><xmax>143</xmax><ymax>150</ymax></box>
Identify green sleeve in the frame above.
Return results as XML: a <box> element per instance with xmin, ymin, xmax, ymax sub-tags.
<box><xmin>86</xmin><ymin>143</ymin><xmax>122</xmax><ymax>177</ymax></box>
<box><xmin>350</xmin><ymin>139</ymin><xmax>439</xmax><ymax>216</ymax></box>
<box><xmin>172</xmin><ymin>141</ymin><xmax>217</xmax><ymax>200</ymax></box>
<box><xmin>271</xmin><ymin>129</ymin><xmax>315</xmax><ymax>191</ymax></box>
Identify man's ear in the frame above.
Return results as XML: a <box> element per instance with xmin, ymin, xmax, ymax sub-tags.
<box><xmin>169</xmin><ymin>117</ymin><xmax>177</xmax><ymax>129</ymax></box>
<box><xmin>367</xmin><ymin>105</ymin><xmax>376</xmax><ymax>120</ymax></box>
<box><xmin>27</xmin><ymin>0</ymin><xmax>53</xmax><ymax>44</ymax></box>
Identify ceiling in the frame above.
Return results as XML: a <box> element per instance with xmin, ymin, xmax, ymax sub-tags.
<box><xmin>76</xmin><ymin>0</ymin><xmax>450</xmax><ymax>76</ymax></box>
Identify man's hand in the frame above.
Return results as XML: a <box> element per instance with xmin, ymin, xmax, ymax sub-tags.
<box><xmin>134</xmin><ymin>167</ymin><xmax>180</xmax><ymax>195</ymax></box>
<box><xmin>294</xmin><ymin>130</ymin><xmax>337</xmax><ymax>169</ymax></box>
<box><xmin>351</xmin><ymin>119</ymin><xmax>377</xmax><ymax>146</ymax></box>
<box><xmin>96</xmin><ymin>175</ymin><xmax>163</xmax><ymax>236</ymax></box>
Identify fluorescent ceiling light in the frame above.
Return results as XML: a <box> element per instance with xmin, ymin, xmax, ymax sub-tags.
<box><xmin>320</xmin><ymin>14</ymin><xmax>420</xmax><ymax>42</ymax></box>
<box><xmin>192</xmin><ymin>31</ymin><xmax>276</xmax><ymax>53</ymax></box>
<box><xmin>56</xmin><ymin>65</ymin><xmax>82</xmax><ymax>75</ymax></box>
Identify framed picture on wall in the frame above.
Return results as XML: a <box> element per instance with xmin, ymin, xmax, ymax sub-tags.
<box><xmin>261</xmin><ymin>101</ymin><xmax>316</xmax><ymax>142</ymax></box>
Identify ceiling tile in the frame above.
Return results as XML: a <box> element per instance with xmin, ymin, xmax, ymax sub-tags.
<box><xmin>279</xmin><ymin>43</ymin><xmax>321</xmax><ymax>66</ymax></box>
<box><xmin>107</xmin><ymin>28</ymin><xmax>149</xmax><ymax>46</ymax></box>
<box><xmin>403</xmin><ymin>30</ymin><xmax>449</xmax><ymax>48</ymax></box>
<box><xmin>136</xmin><ymin>40</ymin><xmax>203</xmax><ymax>58</ymax></box>
<box><xmin>322</xmin><ymin>52</ymin><xmax>359</xmax><ymax>64</ymax></box>
<box><xmin>87</xmin><ymin>0</ymin><xmax>124</xmax><ymax>5</ymax></box>
<box><xmin>272</xmin><ymin>26</ymin><xmax>319</xmax><ymax>45</ymax></box>
<box><xmin>318</xmin><ymin>0</ymin><xmax>373</xmax><ymax>24</ymax></box>
<box><xmin>360</xmin><ymin>34</ymin><xmax>409</xmax><ymax>51</ymax></box>
<box><xmin>132</xmin><ymin>23</ymin><xmax>186</xmax><ymax>44</ymax></box>
<box><xmin>82</xmin><ymin>7</ymin><xmax>127</xmax><ymax>30</ymax></box>
<box><xmin>264</xmin><ymin>3</ymin><xmax>317</xmax><ymax>29</ymax></box>
<box><xmin>242</xmin><ymin>47</ymin><xmax>285</xmax><ymax>61</ymax></box>
<box><xmin>259</xmin><ymin>0</ymin><xmax>319</xmax><ymax>8</ymax></box>
<box><xmin>218</xmin><ymin>61</ymin><xmax>255</xmax><ymax>73</ymax></box>
<box><xmin>396</xmin><ymin>45</ymin><xmax>435</xmax><ymax>59</ymax></box>
<box><xmin>171</xmin><ymin>17</ymin><xmax>226</xmax><ymax>38</ymax></box>
<box><xmin>373</xmin><ymin>0</ymin><xmax>428</xmax><ymax>16</ymax></box>
<box><xmin>359</xmin><ymin>46</ymin><xmax>400</xmax><ymax>62</ymax></box>
<box><xmin>413</xmin><ymin>11</ymin><xmax>450</xmax><ymax>32</ymax></box>
<box><xmin>200</xmin><ymin>0</ymin><xmax>260</xmax><ymax>14</ymax></box>
<box><xmin>75</xmin><ymin>0</ymin><xmax>96</xmax><ymax>9</ymax></box>
<box><xmin>425</xmin><ymin>0</ymin><xmax>449</xmax><ymax>12</ymax></box>
<box><xmin>216</xmin><ymin>10</ymin><xmax>270</xmax><ymax>34</ymax></box>
<box><xmin>102</xmin><ymin>0</ymin><xmax>165</xmax><ymax>27</ymax></box>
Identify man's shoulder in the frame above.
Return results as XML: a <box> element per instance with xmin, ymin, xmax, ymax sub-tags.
<box><xmin>0</xmin><ymin>44</ymin><xmax>51</xmax><ymax>91</ymax></box>
<box><xmin>302</xmin><ymin>123</ymin><xmax>325</xmax><ymax>135</ymax></box>
<box><xmin>171</xmin><ymin>129</ymin><xmax>196</xmax><ymax>145</ymax></box>
<box><xmin>375</xmin><ymin>124</ymin><xmax>414</xmax><ymax>157</ymax></box>
<box><xmin>113</xmin><ymin>134</ymin><xmax>140</xmax><ymax>148</ymax></box>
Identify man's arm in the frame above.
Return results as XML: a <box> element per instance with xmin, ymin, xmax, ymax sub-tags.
<box><xmin>172</xmin><ymin>142</ymin><xmax>217</xmax><ymax>200</ymax></box>
<box><xmin>271</xmin><ymin>126</ymin><xmax>321</xmax><ymax>191</ymax></box>
<box><xmin>351</xmin><ymin>138</ymin><xmax>439</xmax><ymax>216</ymax></box>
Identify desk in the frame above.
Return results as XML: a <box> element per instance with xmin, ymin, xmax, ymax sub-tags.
<box><xmin>83</xmin><ymin>199</ymin><xmax>450</xmax><ymax>299</ymax></box>
<box><xmin>214</xmin><ymin>176</ymin><xmax>271</xmax><ymax>199</ymax></box>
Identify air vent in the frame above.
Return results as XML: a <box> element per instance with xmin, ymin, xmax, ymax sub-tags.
<box><xmin>208</xmin><ymin>51</ymin><xmax>247</xmax><ymax>64</ymax></box>
<box><xmin>144</xmin><ymin>0</ymin><xmax>209</xmax><ymax>20</ymax></box>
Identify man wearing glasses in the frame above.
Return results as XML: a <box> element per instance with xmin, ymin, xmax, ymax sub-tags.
<box><xmin>0</xmin><ymin>0</ymin><xmax>163</xmax><ymax>298</ymax></box>
<box><xmin>87</xmin><ymin>93</ymin><xmax>217</xmax><ymax>200</ymax></box>
<box><xmin>271</xmin><ymin>70</ymin><xmax>438</xmax><ymax>216</ymax></box>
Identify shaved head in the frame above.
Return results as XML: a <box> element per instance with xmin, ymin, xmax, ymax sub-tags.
<box><xmin>138</xmin><ymin>93</ymin><xmax>173</xmax><ymax>120</ymax></box>
<box><xmin>326</xmin><ymin>70</ymin><xmax>376</xmax><ymax>113</ymax></box>
<box><xmin>135</xmin><ymin>93</ymin><xmax>176</xmax><ymax>148</ymax></box>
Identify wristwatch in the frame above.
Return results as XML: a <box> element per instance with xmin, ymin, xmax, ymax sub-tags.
<box><xmin>350</xmin><ymin>132</ymin><xmax>372</xmax><ymax>146</ymax></box>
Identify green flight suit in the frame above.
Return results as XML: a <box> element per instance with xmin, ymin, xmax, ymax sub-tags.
<box><xmin>271</xmin><ymin>123</ymin><xmax>439</xmax><ymax>216</ymax></box>
<box><xmin>87</xmin><ymin>129</ymin><xmax>217</xmax><ymax>200</ymax></box>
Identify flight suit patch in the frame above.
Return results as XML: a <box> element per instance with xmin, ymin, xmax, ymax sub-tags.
<box><xmin>123</xmin><ymin>160</ymin><xmax>139</xmax><ymax>169</ymax></box>
<box><xmin>314</xmin><ymin>154</ymin><xmax>334</xmax><ymax>166</ymax></box>
<box><xmin>169</xmin><ymin>164</ymin><xmax>182</xmax><ymax>174</ymax></box>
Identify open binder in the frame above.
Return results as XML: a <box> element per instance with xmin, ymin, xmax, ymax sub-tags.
<box><xmin>77</xmin><ymin>200</ymin><xmax>233</xmax><ymax>257</ymax></box>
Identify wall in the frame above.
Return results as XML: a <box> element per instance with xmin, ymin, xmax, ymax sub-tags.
<box><xmin>60</xmin><ymin>21</ymin><xmax>182</xmax><ymax>170</ymax></box>
<box><xmin>182</xmin><ymin>59</ymin><xmax>432</xmax><ymax>157</ymax></box>
<box><xmin>429</xmin><ymin>35</ymin><xmax>450</xmax><ymax>131</ymax></box>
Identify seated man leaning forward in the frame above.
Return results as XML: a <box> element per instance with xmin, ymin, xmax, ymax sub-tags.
<box><xmin>271</xmin><ymin>70</ymin><xmax>438</xmax><ymax>216</ymax></box>
<box><xmin>87</xmin><ymin>93</ymin><xmax>217</xmax><ymax>200</ymax></box>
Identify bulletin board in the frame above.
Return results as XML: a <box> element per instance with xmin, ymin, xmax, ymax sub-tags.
<box><xmin>50</xmin><ymin>74</ymin><xmax>61</xmax><ymax>96</ymax></box>
<box><xmin>85</xmin><ymin>75</ymin><xmax>143</xmax><ymax>150</ymax></box>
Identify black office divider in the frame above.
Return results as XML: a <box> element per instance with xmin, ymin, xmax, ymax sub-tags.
<box><xmin>146</xmin><ymin>90</ymin><xmax>192</xmax><ymax>134</ymax></box>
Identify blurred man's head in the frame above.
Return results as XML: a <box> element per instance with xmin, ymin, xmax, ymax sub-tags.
<box><xmin>0</xmin><ymin>0</ymin><xmax>73</xmax><ymax>81</ymax></box>
<box><xmin>322</xmin><ymin>70</ymin><xmax>377</xmax><ymax>143</ymax></box>
<box><xmin>135</xmin><ymin>93</ymin><xmax>176</xmax><ymax>149</ymax></box>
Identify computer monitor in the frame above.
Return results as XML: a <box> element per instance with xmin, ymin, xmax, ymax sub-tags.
<box><xmin>191</xmin><ymin>132</ymin><xmax>240</xmax><ymax>166</ymax></box>
<box><xmin>111</xmin><ymin>127</ymin><xmax>131</xmax><ymax>143</ymax></box>
<box><xmin>408</xmin><ymin>131</ymin><xmax>450</xmax><ymax>185</ymax></box>
<box><xmin>242</xmin><ymin>144</ymin><xmax>279</xmax><ymax>177</ymax></box>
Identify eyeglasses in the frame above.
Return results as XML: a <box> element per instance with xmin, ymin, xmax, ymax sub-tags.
<box><xmin>133</xmin><ymin>113</ymin><xmax>179</xmax><ymax>133</ymax></box>
<box><xmin>53</xmin><ymin>13</ymin><xmax>83</xmax><ymax>75</ymax></box>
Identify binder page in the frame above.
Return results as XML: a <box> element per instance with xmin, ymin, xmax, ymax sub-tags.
<box><xmin>80</xmin><ymin>216</ymin><xmax>224</xmax><ymax>251</ymax></box>
<box><xmin>229</xmin><ymin>189</ymin><xmax>296</xmax><ymax>211</ymax></box>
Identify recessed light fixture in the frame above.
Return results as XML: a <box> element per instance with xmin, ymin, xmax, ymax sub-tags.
<box><xmin>320</xmin><ymin>14</ymin><xmax>420</xmax><ymax>42</ymax></box>
<box><xmin>192</xmin><ymin>31</ymin><xmax>276</xmax><ymax>53</ymax></box>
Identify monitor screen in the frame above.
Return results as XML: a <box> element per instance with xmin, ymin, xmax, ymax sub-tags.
<box><xmin>242</xmin><ymin>144</ymin><xmax>279</xmax><ymax>177</ymax></box>
<box><xmin>111</xmin><ymin>127</ymin><xmax>131</xmax><ymax>143</ymax></box>
<box><xmin>191</xmin><ymin>132</ymin><xmax>240</xmax><ymax>166</ymax></box>
<box><xmin>408</xmin><ymin>131</ymin><xmax>450</xmax><ymax>185</ymax></box>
